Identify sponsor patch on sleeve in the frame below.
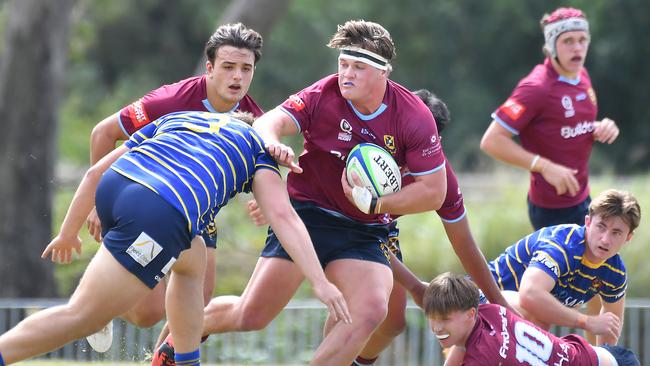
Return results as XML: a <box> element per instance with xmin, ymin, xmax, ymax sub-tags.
<box><xmin>499</xmin><ymin>98</ymin><xmax>526</xmax><ymax>121</ymax></box>
<box><xmin>531</xmin><ymin>251</ymin><xmax>560</xmax><ymax>277</ymax></box>
<box><xmin>287</xmin><ymin>94</ymin><xmax>305</xmax><ymax>111</ymax></box>
<box><xmin>126</xmin><ymin>232</ymin><xmax>163</xmax><ymax>267</ymax></box>
<box><xmin>127</xmin><ymin>99</ymin><xmax>151</xmax><ymax>128</ymax></box>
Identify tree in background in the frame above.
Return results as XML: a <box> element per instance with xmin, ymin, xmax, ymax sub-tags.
<box><xmin>0</xmin><ymin>0</ymin><xmax>75</xmax><ymax>297</ymax></box>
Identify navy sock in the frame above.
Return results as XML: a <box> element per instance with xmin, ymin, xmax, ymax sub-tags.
<box><xmin>174</xmin><ymin>348</ymin><xmax>200</xmax><ymax>366</ymax></box>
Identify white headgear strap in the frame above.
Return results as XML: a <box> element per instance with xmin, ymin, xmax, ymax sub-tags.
<box><xmin>339</xmin><ymin>46</ymin><xmax>390</xmax><ymax>71</ymax></box>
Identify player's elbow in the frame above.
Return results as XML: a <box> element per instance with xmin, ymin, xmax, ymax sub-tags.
<box><xmin>518</xmin><ymin>288</ymin><xmax>541</xmax><ymax>313</ymax></box>
<box><xmin>479</xmin><ymin>132</ymin><xmax>496</xmax><ymax>156</ymax></box>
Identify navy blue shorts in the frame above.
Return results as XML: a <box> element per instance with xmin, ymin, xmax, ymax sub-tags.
<box><xmin>201</xmin><ymin>223</ymin><xmax>218</xmax><ymax>248</ymax></box>
<box><xmin>527</xmin><ymin>196</ymin><xmax>591</xmax><ymax>230</ymax></box>
<box><xmin>261</xmin><ymin>200</ymin><xmax>391</xmax><ymax>267</ymax></box>
<box><xmin>96</xmin><ymin>169</ymin><xmax>193</xmax><ymax>288</ymax></box>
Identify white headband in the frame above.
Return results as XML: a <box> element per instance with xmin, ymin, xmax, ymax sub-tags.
<box><xmin>543</xmin><ymin>17</ymin><xmax>590</xmax><ymax>58</ymax></box>
<box><xmin>338</xmin><ymin>46</ymin><xmax>390</xmax><ymax>71</ymax></box>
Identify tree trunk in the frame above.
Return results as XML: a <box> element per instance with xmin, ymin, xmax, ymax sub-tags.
<box><xmin>194</xmin><ymin>0</ymin><xmax>292</xmax><ymax>75</ymax></box>
<box><xmin>0</xmin><ymin>0</ymin><xmax>75</xmax><ymax>297</ymax></box>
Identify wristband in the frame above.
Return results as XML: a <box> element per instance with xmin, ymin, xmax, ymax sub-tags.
<box><xmin>530</xmin><ymin>154</ymin><xmax>541</xmax><ymax>171</ymax></box>
<box><xmin>374</xmin><ymin>197</ymin><xmax>382</xmax><ymax>214</ymax></box>
<box><xmin>369</xmin><ymin>197</ymin><xmax>378</xmax><ymax>214</ymax></box>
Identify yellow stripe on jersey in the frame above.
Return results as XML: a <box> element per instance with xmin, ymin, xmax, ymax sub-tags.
<box><xmin>137</xmin><ymin>144</ymin><xmax>212</xmax><ymax>219</ymax></box>
<box><xmin>524</xmin><ymin>235</ymin><xmax>531</xmax><ymax>256</ymax></box>
<box><xmin>505</xmin><ymin>255</ymin><xmax>520</xmax><ymax>290</ymax></box>
<box><xmin>144</xmin><ymin>139</ymin><xmax>219</xmax><ymax>213</ymax></box>
<box><xmin>120</xmin><ymin>155</ymin><xmax>192</xmax><ymax>233</ymax></box>
<box><xmin>539</xmin><ymin>238</ymin><xmax>570</xmax><ymax>273</ymax></box>
<box><xmin>206</xmin><ymin>140</ymin><xmax>237</xmax><ymax>190</ymax></box>
<box><xmin>564</xmin><ymin>226</ymin><xmax>579</xmax><ymax>244</ymax></box>
<box><xmin>494</xmin><ymin>258</ymin><xmax>505</xmax><ymax>290</ymax></box>
<box><xmin>110</xmin><ymin>167</ymin><xmax>159</xmax><ymax>194</ymax></box>
<box><xmin>170</xmin><ymin>133</ymin><xmax>228</xmax><ymax>206</ymax></box>
<box><xmin>567</xmin><ymin>283</ymin><xmax>587</xmax><ymax>294</ymax></box>
<box><xmin>132</xmin><ymin>147</ymin><xmax>202</xmax><ymax>230</ymax></box>
<box><xmin>575</xmin><ymin>269</ymin><xmax>596</xmax><ymax>281</ymax></box>
<box><xmin>599</xmin><ymin>278</ymin><xmax>623</xmax><ymax>290</ymax></box>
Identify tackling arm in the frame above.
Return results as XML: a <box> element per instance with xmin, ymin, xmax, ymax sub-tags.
<box><xmin>251</xmin><ymin>169</ymin><xmax>351</xmax><ymax>324</ymax></box>
<box><xmin>518</xmin><ymin>268</ymin><xmax>622</xmax><ymax>341</ymax></box>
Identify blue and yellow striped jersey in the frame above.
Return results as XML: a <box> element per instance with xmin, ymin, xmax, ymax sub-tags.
<box><xmin>111</xmin><ymin>111</ymin><xmax>279</xmax><ymax>237</ymax></box>
<box><xmin>489</xmin><ymin>224</ymin><xmax>626</xmax><ymax>307</ymax></box>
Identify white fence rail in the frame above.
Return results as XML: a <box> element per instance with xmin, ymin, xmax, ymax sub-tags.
<box><xmin>1</xmin><ymin>299</ymin><xmax>648</xmax><ymax>365</ymax></box>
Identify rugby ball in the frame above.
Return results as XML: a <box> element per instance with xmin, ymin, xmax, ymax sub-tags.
<box><xmin>346</xmin><ymin>143</ymin><xmax>401</xmax><ymax>198</ymax></box>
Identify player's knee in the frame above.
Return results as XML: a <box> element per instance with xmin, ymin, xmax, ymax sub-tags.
<box><xmin>378</xmin><ymin>312</ymin><xmax>407</xmax><ymax>337</ymax></box>
<box><xmin>236</xmin><ymin>305</ymin><xmax>274</xmax><ymax>331</ymax></box>
<box><xmin>356</xmin><ymin>298</ymin><xmax>390</xmax><ymax>334</ymax></box>
<box><xmin>124</xmin><ymin>307</ymin><xmax>165</xmax><ymax>328</ymax></box>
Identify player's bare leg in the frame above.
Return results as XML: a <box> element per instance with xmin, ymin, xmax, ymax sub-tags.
<box><xmin>153</xmin><ymin>246</ymin><xmax>216</xmax><ymax>348</ymax></box>
<box><xmin>310</xmin><ymin>259</ymin><xmax>393</xmax><ymax>366</ymax></box>
<box><xmin>164</xmin><ymin>238</ymin><xmax>206</xmax><ymax>354</ymax></box>
<box><xmin>203</xmin><ymin>257</ymin><xmax>303</xmax><ymax>334</ymax></box>
<box><xmin>0</xmin><ymin>246</ymin><xmax>149</xmax><ymax>363</ymax></box>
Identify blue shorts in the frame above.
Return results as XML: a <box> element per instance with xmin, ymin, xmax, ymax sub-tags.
<box><xmin>527</xmin><ymin>196</ymin><xmax>591</xmax><ymax>230</ymax></box>
<box><xmin>201</xmin><ymin>223</ymin><xmax>218</xmax><ymax>248</ymax></box>
<box><xmin>96</xmin><ymin>169</ymin><xmax>193</xmax><ymax>288</ymax></box>
<box><xmin>261</xmin><ymin>200</ymin><xmax>391</xmax><ymax>267</ymax></box>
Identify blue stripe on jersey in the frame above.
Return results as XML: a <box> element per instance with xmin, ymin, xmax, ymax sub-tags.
<box><xmin>489</xmin><ymin>224</ymin><xmax>627</xmax><ymax>307</ymax></box>
<box><xmin>113</xmin><ymin>111</ymin><xmax>279</xmax><ymax>237</ymax></box>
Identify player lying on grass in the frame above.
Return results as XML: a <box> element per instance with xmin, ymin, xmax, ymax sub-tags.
<box><xmin>0</xmin><ymin>111</ymin><xmax>349</xmax><ymax>366</ymax></box>
<box><xmin>423</xmin><ymin>272</ymin><xmax>639</xmax><ymax>365</ymax></box>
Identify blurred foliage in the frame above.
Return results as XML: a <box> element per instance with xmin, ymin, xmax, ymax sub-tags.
<box><xmin>57</xmin><ymin>0</ymin><xmax>650</xmax><ymax>171</ymax></box>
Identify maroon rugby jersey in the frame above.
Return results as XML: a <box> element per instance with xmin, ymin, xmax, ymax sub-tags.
<box><xmin>492</xmin><ymin>58</ymin><xmax>597</xmax><ymax>209</ymax></box>
<box><xmin>462</xmin><ymin>304</ymin><xmax>597</xmax><ymax>365</ymax></box>
<box><xmin>401</xmin><ymin>159</ymin><xmax>465</xmax><ymax>222</ymax></box>
<box><xmin>118</xmin><ymin>75</ymin><xmax>263</xmax><ymax>136</ymax></box>
<box><xmin>280</xmin><ymin>74</ymin><xmax>445</xmax><ymax>223</ymax></box>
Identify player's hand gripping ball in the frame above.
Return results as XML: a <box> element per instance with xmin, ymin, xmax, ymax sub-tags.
<box><xmin>346</xmin><ymin>143</ymin><xmax>401</xmax><ymax>213</ymax></box>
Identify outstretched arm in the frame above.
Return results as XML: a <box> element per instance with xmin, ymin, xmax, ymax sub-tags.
<box><xmin>442</xmin><ymin>216</ymin><xmax>512</xmax><ymax>311</ymax></box>
<box><xmin>252</xmin><ymin>169</ymin><xmax>351</xmax><ymax>324</ymax></box>
<box><xmin>87</xmin><ymin>113</ymin><xmax>129</xmax><ymax>241</ymax></box>
<box><xmin>42</xmin><ymin>145</ymin><xmax>129</xmax><ymax>263</ymax></box>
<box><xmin>518</xmin><ymin>267</ymin><xmax>621</xmax><ymax>340</ymax></box>
<box><xmin>253</xmin><ymin>108</ymin><xmax>302</xmax><ymax>173</ymax></box>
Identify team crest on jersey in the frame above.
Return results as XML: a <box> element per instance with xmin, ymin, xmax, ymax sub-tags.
<box><xmin>287</xmin><ymin>94</ymin><xmax>305</xmax><ymax>111</ymax></box>
<box><xmin>589</xmin><ymin>278</ymin><xmax>603</xmax><ymax>292</ymax></box>
<box><xmin>587</xmin><ymin>87</ymin><xmax>597</xmax><ymax>106</ymax></box>
<box><xmin>383</xmin><ymin>135</ymin><xmax>396</xmax><ymax>154</ymax></box>
<box><xmin>128</xmin><ymin>99</ymin><xmax>151</xmax><ymax>128</ymax></box>
<box><xmin>338</xmin><ymin>119</ymin><xmax>353</xmax><ymax>141</ymax></box>
<box><xmin>562</xmin><ymin>95</ymin><xmax>575</xmax><ymax>118</ymax></box>
<box><xmin>500</xmin><ymin>98</ymin><xmax>526</xmax><ymax>120</ymax></box>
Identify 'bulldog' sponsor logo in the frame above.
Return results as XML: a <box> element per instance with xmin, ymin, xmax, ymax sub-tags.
<box><xmin>560</xmin><ymin>121</ymin><xmax>594</xmax><ymax>139</ymax></box>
